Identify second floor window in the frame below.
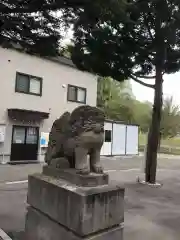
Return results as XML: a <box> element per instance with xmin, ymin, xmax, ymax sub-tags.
<box><xmin>67</xmin><ymin>85</ymin><xmax>86</xmax><ymax>103</ymax></box>
<box><xmin>15</xmin><ymin>72</ymin><xmax>42</xmax><ymax>96</ymax></box>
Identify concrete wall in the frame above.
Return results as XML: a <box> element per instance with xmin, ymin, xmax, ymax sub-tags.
<box><xmin>0</xmin><ymin>47</ymin><xmax>97</xmax><ymax>163</ymax></box>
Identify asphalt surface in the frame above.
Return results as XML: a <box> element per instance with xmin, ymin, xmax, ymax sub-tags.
<box><xmin>1</xmin><ymin>155</ymin><xmax>180</xmax><ymax>239</ymax></box>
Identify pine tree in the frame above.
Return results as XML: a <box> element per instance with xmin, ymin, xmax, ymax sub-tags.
<box><xmin>0</xmin><ymin>0</ymin><xmax>123</xmax><ymax>56</ymax></box>
<box><xmin>0</xmin><ymin>0</ymin><xmax>96</xmax><ymax>55</ymax></box>
<box><xmin>71</xmin><ymin>0</ymin><xmax>180</xmax><ymax>183</ymax></box>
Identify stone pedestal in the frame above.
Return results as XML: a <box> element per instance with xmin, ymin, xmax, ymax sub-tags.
<box><xmin>43</xmin><ymin>165</ymin><xmax>109</xmax><ymax>187</ymax></box>
<box><xmin>25</xmin><ymin>172</ymin><xmax>124</xmax><ymax>240</ymax></box>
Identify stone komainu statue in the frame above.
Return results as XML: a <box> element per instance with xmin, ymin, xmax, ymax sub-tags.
<box><xmin>45</xmin><ymin>105</ymin><xmax>105</xmax><ymax>174</ymax></box>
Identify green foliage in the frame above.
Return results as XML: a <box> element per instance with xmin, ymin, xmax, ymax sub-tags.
<box><xmin>97</xmin><ymin>75</ymin><xmax>152</xmax><ymax>131</ymax></box>
<box><xmin>0</xmin><ymin>0</ymin><xmax>91</xmax><ymax>14</ymax></box>
<box><xmin>133</xmin><ymin>100</ymin><xmax>152</xmax><ymax>133</ymax></box>
<box><xmin>97</xmin><ymin>77</ymin><xmax>135</xmax><ymax>122</ymax></box>
<box><xmin>135</xmin><ymin>96</ymin><xmax>180</xmax><ymax>138</ymax></box>
<box><xmin>0</xmin><ymin>1</ymin><xmax>65</xmax><ymax>56</ymax></box>
<box><xmin>161</xmin><ymin>97</ymin><xmax>180</xmax><ymax>138</ymax></box>
<box><xmin>71</xmin><ymin>0</ymin><xmax>180</xmax><ymax>79</ymax></box>
<box><xmin>0</xmin><ymin>0</ymin><xmax>101</xmax><ymax>56</ymax></box>
<box><xmin>0</xmin><ymin>0</ymin><xmax>127</xmax><ymax>56</ymax></box>
<box><xmin>97</xmin><ymin>77</ymin><xmax>180</xmax><ymax>140</ymax></box>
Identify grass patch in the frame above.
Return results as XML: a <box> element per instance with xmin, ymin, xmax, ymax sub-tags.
<box><xmin>139</xmin><ymin>145</ymin><xmax>180</xmax><ymax>155</ymax></box>
<box><xmin>139</xmin><ymin>133</ymin><xmax>180</xmax><ymax>155</ymax></box>
<box><xmin>139</xmin><ymin>133</ymin><xmax>180</xmax><ymax>147</ymax></box>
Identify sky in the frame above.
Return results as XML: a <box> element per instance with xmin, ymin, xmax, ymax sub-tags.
<box><xmin>131</xmin><ymin>72</ymin><xmax>180</xmax><ymax>104</ymax></box>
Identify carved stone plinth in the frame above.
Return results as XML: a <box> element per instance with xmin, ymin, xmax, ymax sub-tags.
<box><xmin>25</xmin><ymin>173</ymin><xmax>124</xmax><ymax>240</ymax></box>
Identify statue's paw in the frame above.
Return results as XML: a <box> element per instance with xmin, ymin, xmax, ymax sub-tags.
<box><xmin>91</xmin><ymin>165</ymin><xmax>104</xmax><ymax>174</ymax></box>
<box><xmin>50</xmin><ymin>159</ymin><xmax>61</xmax><ymax>168</ymax></box>
<box><xmin>76</xmin><ymin>168</ymin><xmax>90</xmax><ymax>175</ymax></box>
<box><xmin>50</xmin><ymin>157</ymin><xmax>69</xmax><ymax>169</ymax></box>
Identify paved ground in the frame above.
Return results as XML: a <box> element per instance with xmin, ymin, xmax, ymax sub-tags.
<box><xmin>1</xmin><ymin>156</ymin><xmax>180</xmax><ymax>239</ymax></box>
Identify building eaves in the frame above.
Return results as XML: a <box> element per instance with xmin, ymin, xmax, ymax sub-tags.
<box><xmin>45</xmin><ymin>55</ymin><xmax>75</xmax><ymax>68</ymax></box>
<box><xmin>1</xmin><ymin>42</ymin><xmax>76</xmax><ymax>69</ymax></box>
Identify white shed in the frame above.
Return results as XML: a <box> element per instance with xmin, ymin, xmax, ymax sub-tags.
<box><xmin>100</xmin><ymin>120</ymin><xmax>139</xmax><ymax>156</ymax></box>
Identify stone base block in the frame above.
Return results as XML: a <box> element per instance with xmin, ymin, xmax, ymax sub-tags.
<box><xmin>27</xmin><ymin>174</ymin><xmax>124</xmax><ymax>237</ymax></box>
<box><xmin>25</xmin><ymin>207</ymin><xmax>124</xmax><ymax>240</ymax></box>
<box><xmin>43</xmin><ymin>165</ymin><xmax>109</xmax><ymax>187</ymax></box>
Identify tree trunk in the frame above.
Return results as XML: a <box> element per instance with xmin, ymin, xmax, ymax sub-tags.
<box><xmin>145</xmin><ymin>66</ymin><xmax>163</xmax><ymax>183</ymax></box>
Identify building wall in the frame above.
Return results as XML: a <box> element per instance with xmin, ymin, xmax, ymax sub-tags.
<box><xmin>0</xmin><ymin>47</ymin><xmax>97</xmax><ymax>163</ymax></box>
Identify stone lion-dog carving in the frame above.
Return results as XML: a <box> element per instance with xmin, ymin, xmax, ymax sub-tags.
<box><xmin>45</xmin><ymin>105</ymin><xmax>105</xmax><ymax>175</ymax></box>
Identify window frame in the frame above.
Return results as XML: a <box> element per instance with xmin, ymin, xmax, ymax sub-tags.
<box><xmin>67</xmin><ymin>84</ymin><xmax>87</xmax><ymax>104</ymax></box>
<box><xmin>15</xmin><ymin>72</ymin><xmax>43</xmax><ymax>96</ymax></box>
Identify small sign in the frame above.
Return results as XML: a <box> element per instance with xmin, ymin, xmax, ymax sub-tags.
<box><xmin>40</xmin><ymin>132</ymin><xmax>49</xmax><ymax>147</ymax></box>
<box><xmin>40</xmin><ymin>138</ymin><xmax>46</xmax><ymax>146</ymax></box>
<box><xmin>0</xmin><ymin>125</ymin><xmax>6</xmax><ymax>143</ymax></box>
<box><xmin>15</xmin><ymin>139</ymin><xmax>23</xmax><ymax>144</ymax></box>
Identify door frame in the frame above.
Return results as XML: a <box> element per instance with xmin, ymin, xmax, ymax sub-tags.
<box><xmin>10</xmin><ymin>125</ymin><xmax>40</xmax><ymax>161</ymax></box>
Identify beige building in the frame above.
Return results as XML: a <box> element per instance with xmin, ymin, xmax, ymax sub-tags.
<box><xmin>0</xmin><ymin>47</ymin><xmax>97</xmax><ymax>163</ymax></box>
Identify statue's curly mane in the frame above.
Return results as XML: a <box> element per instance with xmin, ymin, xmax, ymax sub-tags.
<box><xmin>45</xmin><ymin>112</ymin><xmax>71</xmax><ymax>163</ymax></box>
<box><xmin>69</xmin><ymin>105</ymin><xmax>105</xmax><ymax>137</ymax></box>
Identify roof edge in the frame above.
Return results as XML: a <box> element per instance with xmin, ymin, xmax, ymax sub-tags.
<box><xmin>0</xmin><ymin>42</ymin><xmax>76</xmax><ymax>69</ymax></box>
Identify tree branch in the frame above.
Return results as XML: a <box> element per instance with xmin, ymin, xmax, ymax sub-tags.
<box><xmin>130</xmin><ymin>74</ymin><xmax>155</xmax><ymax>89</ymax></box>
<box><xmin>134</xmin><ymin>73</ymin><xmax>155</xmax><ymax>79</ymax></box>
